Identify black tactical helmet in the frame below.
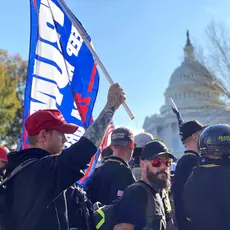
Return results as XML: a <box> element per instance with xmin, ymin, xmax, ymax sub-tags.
<box><xmin>200</xmin><ymin>124</ymin><xmax>230</xmax><ymax>156</ymax></box>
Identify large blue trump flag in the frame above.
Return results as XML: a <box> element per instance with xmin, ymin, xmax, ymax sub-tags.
<box><xmin>23</xmin><ymin>0</ymin><xmax>100</xmax><ymax>148</ymax></box>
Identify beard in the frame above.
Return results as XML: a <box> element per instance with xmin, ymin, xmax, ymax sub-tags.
<box><xmin>146</xmin><ymin>167</ymin><xmax>171</xmax><ymax>191</ymax></box>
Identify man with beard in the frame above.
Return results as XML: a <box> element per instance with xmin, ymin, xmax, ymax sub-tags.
<box><xmin>131</xmin><ymin>133</ymin><xmax>175</xmax><ymax>229</ymax></box>
<box><xmin>173</xmin><ymin>120</ymin><xmax>207</xmax><ymax>230</ymax></box>
<box><xmin>114</xmin><ymin>140</ymin><xmax>174</xmax><ymax>230</ymax></box>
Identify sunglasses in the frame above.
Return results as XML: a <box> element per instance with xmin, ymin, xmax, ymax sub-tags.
<box><xmin>151</xmin><ymin>158</ymin><xmax>173</xmax><ymax>168</ymax></box>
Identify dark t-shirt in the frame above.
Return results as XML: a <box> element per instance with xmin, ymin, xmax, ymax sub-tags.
<box><xmin>115</xmin><ymin>181</ymin><xmax>166</xmax><ymax>230</ymax></box>
<box><xmin>86</xmin><ymin>156</ymin><xmax>135</xmax><ymax>205</ymax></box>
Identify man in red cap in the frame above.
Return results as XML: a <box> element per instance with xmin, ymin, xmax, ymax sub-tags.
<box><xmin>5</xmin><ymin>83</ymin><xmax>125</xmax><ymax>230</ymax></box>
<box><xmin>24</xmin><ymin>109</ymin><xmax>79</xmax><ymax>154</ymax></box>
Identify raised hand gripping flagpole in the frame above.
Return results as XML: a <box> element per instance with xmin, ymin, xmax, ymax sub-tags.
<box><xmin>57</xmin><ymin>0</ymin><xmax>135</xmax><ymax>120</ymax></box>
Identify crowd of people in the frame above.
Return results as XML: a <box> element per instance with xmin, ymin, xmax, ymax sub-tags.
<box><xmin>1</xmin><ymin>83</ymin><xmax>230</xmax><ymax>230</ymax></box>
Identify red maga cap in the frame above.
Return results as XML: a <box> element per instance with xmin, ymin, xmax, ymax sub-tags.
<box><xmin>25</xmin><ymin>109</ymin><xmax>78</xmax><ymax>136</ymax></box>
<box><xmin>0</xmin><ymin>146</ymin><xmax>9</xmax><ymax>162</ymax></box>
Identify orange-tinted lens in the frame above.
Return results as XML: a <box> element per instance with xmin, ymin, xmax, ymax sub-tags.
<box><xmin>151</xmin><ymin>159</ymin><xmax>162</xmax><ymax>167</ymax></box>
<box><xmin>165</xmin><ymin>159</ymin><xmax>173</xmax><ymax>168</ymax></box>
<box><xmin>151</xmin><ymin>158</ymin><xmax>172</xmax><ymax>168</ymax></box>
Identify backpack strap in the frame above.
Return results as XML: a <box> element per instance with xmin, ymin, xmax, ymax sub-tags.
<box><xmin>130</xmin><ymin>182</ymin><xmax>155</xmax><ymax>229</ymax></box>
<box><xmin>0</xmin><ymin>158</ymin><xmax>38</xmax><ymax>186</ymax></box>
<box><xmin>137</xmin><ymin>182</ymin><xmax>156</xmax><ymax>229</ymax></box>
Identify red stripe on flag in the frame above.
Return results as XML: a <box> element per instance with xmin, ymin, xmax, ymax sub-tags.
<box><xmin>100</xmin><ymin>122</ymin><xmax>115</xmax><ymax>150</ymax></box>
<box><xmin>88</xmin><ymin>64</ymin><xmax>97</xmax><ymax>93</ymax></box>
<box><xmin>32</xmin><ymin>0</ymin><xmax>37</xmax><ymax>10</ymax></box>
<box><xmin>80</xmin><ymin>154</ymin><xmax>96</xmax><ymax>183</ymax></box>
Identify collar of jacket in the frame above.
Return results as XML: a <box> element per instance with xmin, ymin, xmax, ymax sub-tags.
<box><xmin>199</xmin><ymin>157</ymin><xmax>230</xmax><ymax>168</ymax></box>
<box><xmin>106</xmin><ymin>156</ymin><xmax>129</xmax><ymax>167</ymax></box>
<box><xmin>6</xmin><ymin>148</ymin><xmax>50</xmax><ymax>176</ymax></box>
<box><xmin>184</xmin><ymin>150</ymin><xmax>199</xmax><ymax>157</ymax></box>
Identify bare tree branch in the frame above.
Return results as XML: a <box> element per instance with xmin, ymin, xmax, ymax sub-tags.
<box><xmin>205</xmin><ymin>21</ymin><xmax>230</xmax><ymax>86</ymax></box>
<box><xmin>192</xmin><ymin>21</ymin><xmax>230</xmax><ymax>105</ymax></box>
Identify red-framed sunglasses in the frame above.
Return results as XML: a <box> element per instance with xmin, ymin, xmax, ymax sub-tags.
<box><xmin>151</xmin><ymin>158</ymin><xmax>173</xmax><ymax>168</ymax></box>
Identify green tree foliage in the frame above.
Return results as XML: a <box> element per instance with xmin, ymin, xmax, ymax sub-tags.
<box><xmin>0</xmin><ymin>49</ymin><xmax>27</xmax><ymax>149</ymax></box>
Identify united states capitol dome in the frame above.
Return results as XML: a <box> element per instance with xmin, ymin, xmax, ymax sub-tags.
<box><xmin>160</xmin><ymin>31</ymin><xmax>225</xmax><ymax>115</ymax></box>
<box><xmin>169</xmin><ymin>31</ymin><xmax>212</xmax><ymax>87</ymax></box>
<box><xmin>143</xmin><ymin>31</ymin><xmax>230</xmax><ymax>157</ymax></box>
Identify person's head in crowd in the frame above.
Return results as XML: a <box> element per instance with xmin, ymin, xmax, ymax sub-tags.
<box><xmin>25</xmin><ymin>109</ymin><xmax>78</xmax><ymax>154</ymax></box>
<box><xmin>134</xmin><ymin>132</ymin><xmax>154</xmax><ymax>156</ymax></box>
<box><xmin>140</xmin><ymin>140</ymin><xmax>174</xmax><ymax>191</ymax></box>
<box><xmin>179</xmin><ymin>120</ymin><xmax>208</xmax><ymax>153</ymax></box>
<box><xmin>199</xmin><ymin>124</ymin><xmax>230</xmax><ymax>161</ymax></box>
<box><xmin>130</xmin><ymin>132</ymin><xmax>154</xmax><ymax>168</ymax></box>
<box><xmin>110</xmin><ymin>127</ymin><xmax>134</xmax><ymax>162</ymax></box>
<box><xmin>101</xmin><ymin>146</ymin><xmax>113</xmax><ymax>162</ymax></box>
<box><xmin>0</xmin><ymin>146</ymin><xmax>9</xmax><ymax>169</ymax></box>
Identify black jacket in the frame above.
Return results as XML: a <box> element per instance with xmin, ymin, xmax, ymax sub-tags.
<box><xmin>183</xmin><ymin>164</ymin><xmax>230</xmax><ymax>230</ymax></box>
<box><xmin>86</xmin><ymin>156</ymin><xmax>136</xmax><ymax>205</ymax></box>
<box><xmin>5</xmin><ymin>137</ymin><xmax>96</xmax><ymax>230</ymax></box>
<box><xmin>172</xmin><ymin>150</ymin><xmax>200</xmax><ymax>230</ymax></box>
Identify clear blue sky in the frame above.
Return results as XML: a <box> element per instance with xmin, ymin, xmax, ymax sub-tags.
<box><xmin>1</xmin><ymin>0</ymin><xmax>230</xmax><ymax>134</ymax></box>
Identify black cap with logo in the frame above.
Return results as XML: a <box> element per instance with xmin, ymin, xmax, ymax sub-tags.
<box><xmin>141</xmin><ymin>140</ymin><xmax>174</xmax><ymax>160</ymax></box>
<box><xmin>111</xmin><ymin>127</ymin><xmax>134</xmax><ymax>147</ymax></box>
<box><xmin>179</xmin><ymin>120</ymin><xmax>208</xmax><ymax>142</ymax></box>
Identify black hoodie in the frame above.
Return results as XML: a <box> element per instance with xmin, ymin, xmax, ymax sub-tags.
<box><xmin>5</xmin><ymin>137</ymin><xmax>96</xmax><ymax>230</ymax></box>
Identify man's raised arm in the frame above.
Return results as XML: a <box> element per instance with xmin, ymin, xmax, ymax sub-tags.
<box><xmin>41</xmin><ymin>83</ymin><xmax>127</xmax><ymax>197</ymax></box>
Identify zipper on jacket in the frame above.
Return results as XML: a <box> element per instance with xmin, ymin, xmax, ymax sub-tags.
<box><xmin>54</xmin><ymin>201</ymin><xmax>61</xmax><ymax>230</ymax></box>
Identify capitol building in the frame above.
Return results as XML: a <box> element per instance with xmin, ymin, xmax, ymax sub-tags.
<box><xmin>143</xmin><ymin>32</ymin><xmax>230</xmax><ymax>157</ymax></box>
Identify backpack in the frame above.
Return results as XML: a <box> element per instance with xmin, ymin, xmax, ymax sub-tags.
<box><xmin>66</xmin><ymin>185</ymin><xmax>96</xmax><ymax>230</ymax></box>
<box><xmin>0</xmin><ymin>159</ymin><xmax>37</xmax><ymax>230</ymax></box>
<box><xmin>93</xmin><ymin>181</ymin><xmax>156</xmax><ymax>230</ymax></box>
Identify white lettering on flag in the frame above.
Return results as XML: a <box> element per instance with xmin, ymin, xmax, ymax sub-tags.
<box><xmin>39</xmin><ymin>1</ymin><xmax>64</xmax><ymax>42</ymax></box>
<box><xmin>65</xmin><ymin>126</ymin><xmax>85</xmax><ymax>148</ymax></box>
<box><xmin>31</xmin><ymin>78</ymin><xmax>59</xmax><ymax>108</ymax></box>
<box><xmin>35</xmin><ymin>40</ymin><xmax>70</xmax><ymax>88</ymax></box>
<box><xmin>67</xmin><ymin>25</ymin><xmax>83</xmax><ymax>57</ymax></box>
